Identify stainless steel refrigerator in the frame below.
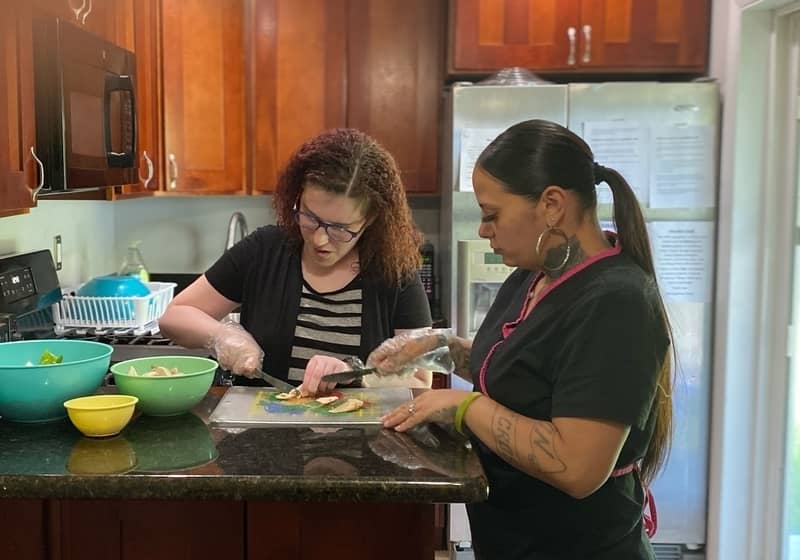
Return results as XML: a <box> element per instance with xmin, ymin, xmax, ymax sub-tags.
<box><xmin>440</xmin><ymin>81</ymin><xmax>718</xmax><ymax>559</ymax></box>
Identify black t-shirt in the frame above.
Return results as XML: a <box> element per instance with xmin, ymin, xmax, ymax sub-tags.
<box><xmin>205</xmin><ymin>226</ymin><xmax>432</xmax><ymax>384</ymax></box>
<box><xmin>467</xmin><ymin>246</ymin><xmax>669</xmax><ymax>560</ymax></box>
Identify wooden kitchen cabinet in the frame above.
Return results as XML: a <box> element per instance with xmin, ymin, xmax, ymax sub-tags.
<box><xmin>250</xmin><ymin>0</ymin><xmax>444</xmax><ymax>194</ymax></box>
<box><xmin>246</xmin><ymin>502</ymin><xmax>435</xmax><ymax>559</ymax></box>
<box><xmin>449</xmin><ymin>0</ymin><xmax>710</xmax><ymax>75</ymax></box>
<box><xmin>55</xmin><ymin>500</ymin><xmax>245</xmax><ymax>559</ymax></box>
<box><xmin>0</xmin><ymin>499</ymin><xmax>48</xmax><ymax>560</ymax></box>
<box><xmin>249</xmin><ymin>0</ymin><xmax>348</xmax><ymax>193</ymax></box>
<box><xmin>113</xmin><ymin>0</ymin><xmax>163</xmax><ymax>198</ymax></box>
<box><xmin>0</xmin><ymin>1</ymin><xmax>39</xmax><ymax>214</ymax></box>
<box><xmin>161</xmin><ymin>0</ymin><xmax>246</xmax><ymax>194</ymax></box>
<box><xmin>347</xmin><ymin>0</ymin><xmax>444</xmax><ymax>193</ymax></box>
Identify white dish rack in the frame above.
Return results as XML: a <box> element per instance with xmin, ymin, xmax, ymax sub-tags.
<box><xmin>52</xmin><ymin>282</ymin><xmax>177</xmax><ymax>334</ymax></box>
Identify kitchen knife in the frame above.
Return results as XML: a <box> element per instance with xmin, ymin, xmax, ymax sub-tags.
<box><xmin>320</xmin><ymin>367</ymin><xmax>378</xmax><ymax>384</ymax></box>
<box><xmin>253</xmin><ymin>368</ymin><xmax>296</xmax><ymax>393</ymax></box>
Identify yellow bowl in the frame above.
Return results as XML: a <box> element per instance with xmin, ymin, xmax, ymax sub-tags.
<box><xmin>63</xmin><ymin>395</ymin><xmax>139</xmax><ymax>438</ymax></box>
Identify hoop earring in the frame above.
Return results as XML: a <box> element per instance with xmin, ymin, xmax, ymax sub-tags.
<box><xmin>535</xmin><ymin>226</ymin><xmax>571</xmax><ymax>273</ymax></box>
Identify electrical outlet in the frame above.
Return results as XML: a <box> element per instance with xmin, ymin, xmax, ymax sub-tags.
<box><xmin>53</xmin><ymin>235</ymin><xmax>62</xmax><ymax>270</ymax></box>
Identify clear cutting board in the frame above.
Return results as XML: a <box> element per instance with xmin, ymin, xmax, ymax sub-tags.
<box><xmin>208</xmin><ymin>386</ymin><xmax>413</xmax><ymax>427</ymax></box>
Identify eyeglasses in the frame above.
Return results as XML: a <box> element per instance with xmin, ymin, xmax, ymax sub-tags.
<box><xmin>292</xmin><ymin>208</ymin><xmax>366</xmax><ymax>243</ymax></box>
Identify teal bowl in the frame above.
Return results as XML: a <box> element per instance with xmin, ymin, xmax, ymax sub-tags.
<box><xmin>77</xmin><ymin>275</ymin><xmax>151</xmax><ymax>298</ymax></box>
<box><xmin>110</xmin><ymin>356</ymin><xmax>217</xmax><ymax>416</ymax></box>
<box><xmin>0</xmin><ymin>340</ymin><xmax>113</xmax><ymax>423</ymax></box>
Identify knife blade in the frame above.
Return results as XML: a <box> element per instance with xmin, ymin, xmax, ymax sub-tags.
<box><xmin>320</xmin><ymin>367</ymin><xmax>378</xmax><ymax>384</ymax></box>
<box><xmin>253</xmin><ymin>368</ymin><xmax>296</xmax><ymax>393</ymax></box>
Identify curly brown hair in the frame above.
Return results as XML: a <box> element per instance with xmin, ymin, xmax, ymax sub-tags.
<box><xmin>272</xmin><ymin>128</ymin><xmax>423</xmax><ymax>285</ymax></box>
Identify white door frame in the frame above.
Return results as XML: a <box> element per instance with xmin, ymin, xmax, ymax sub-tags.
<box><xmin>709</xmin><ymin>1</ymin><xmax>800</xmax><ymax>559</ymax></box>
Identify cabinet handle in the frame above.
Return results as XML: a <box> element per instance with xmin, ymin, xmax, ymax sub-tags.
<box><xmin>80</xmin><ymin>0</ymin><xmax>93</xmax><ymax>24</ymax></box>
<box><xmin>139</xmin><ymin>150</ymin><xmax>154</xmax><ymax>189</ymax></box>
<box><xmin>30</xmin><ymin>146</ymin><xmax>45</xmax><ymax>201</ymax></box>
<box><xmin>69</xmin><ymin>0</ymin><xmax>87</xmax><ymax>21</ymax></box>
<box><xmin>566</xmin><ymin>27</ymin><xmax>576</xmax><ymax>66</ymax></box>
<box><xmin>168</xmin><ymin>153</ymin><xmax>178</xmax><ymax>190</ymax></box>
<box><xmin>582</xmin><ymin>25</ymin><xmax>592</xmax><ymax>63</ymax></box>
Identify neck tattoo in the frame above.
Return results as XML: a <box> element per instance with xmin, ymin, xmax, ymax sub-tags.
<box><xmin>544</xmin><ymin>236</ymin><xmax>586</xmax><ymax>280</ymax></box>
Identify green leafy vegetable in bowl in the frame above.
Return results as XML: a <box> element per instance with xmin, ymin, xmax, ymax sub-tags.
<box><xmin>38</xmin><ymin>350</ymin><xmax>63</xmax><ymax>365</ymax></box>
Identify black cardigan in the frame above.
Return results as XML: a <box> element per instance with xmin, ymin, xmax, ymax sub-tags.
<box><xmin>205</xmin><ymin>226</ymin><xmax>432</xmax><ymax>382</ymax></box>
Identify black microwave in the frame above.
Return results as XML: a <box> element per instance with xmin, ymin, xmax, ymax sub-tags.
<box><xmin>33</xmin><ymin>18</ymin><xmax>137</xmax><ymax>191</ymax></box>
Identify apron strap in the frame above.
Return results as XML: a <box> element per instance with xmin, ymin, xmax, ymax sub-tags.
<box><xmin>610</xmin><ymin>461</ymin><xmax>657</xmax><ymax>538</ymax></box>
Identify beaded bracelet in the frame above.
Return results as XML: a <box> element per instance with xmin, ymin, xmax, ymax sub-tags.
<box><xmin>454</xmin><ymin>392</ymin><xmax>483</xmax><ymax>435</ymax></box>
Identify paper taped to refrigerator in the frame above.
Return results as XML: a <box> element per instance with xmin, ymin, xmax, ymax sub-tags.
<box><xmin>648</xmin><ymin>221</ymin><xmax>714</xmax><ymax>303</ymax></box>
<box><xmin>649</xmin><ymin>125</ymin><xmax>715</xmax><ymax>209</ymax></box>
<box><xmin>583</xmin><ymin>120</ymin><xmax>649</xmax><ymax>206</ymax></box>
<box><xmin>458</xmin><ymin>128</ymin><xmax>503</xmax><ymax>192</ymax></box>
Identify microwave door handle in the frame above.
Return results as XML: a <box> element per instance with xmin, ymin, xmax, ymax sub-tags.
<box><xmin>103</xmin><ymin>74</ymin><xmax>137</xmax><ymax>168</ymax></box>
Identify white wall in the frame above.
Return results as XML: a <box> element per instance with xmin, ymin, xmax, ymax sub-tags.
<box><xmin>0</xmin><ymin>200</ymin><xmax>116</xmax><ymax>287</ymax></box>
<box><xmin>112</xmin><ymin>196</ymin><xmax>274</xmax><ymax>273</ymax></box>
<box><xmin>707</xmin><ymin>1</ymin><xmax>800</xmax><ymax>559</ymax></box>
<box><xmin>112</xmin><ymin>195</ymin><xmax>441</xmax><ymax>275</ymax></box>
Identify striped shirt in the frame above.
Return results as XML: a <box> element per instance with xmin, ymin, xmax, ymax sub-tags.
<box><xmin>287</xmin><ymin>278</ymin><xmax>363</xmax><ymax>381</ymax></box>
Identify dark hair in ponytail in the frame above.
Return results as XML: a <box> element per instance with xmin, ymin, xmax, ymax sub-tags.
<box><xmin>478</xmin><ymin>119</ymin><xmax>673</xmax><ymax>485</ymax></box>
<box><xmin>596</xmin><ymin>164</ymin><xmax>673</xmax><ymax>486</ymax></box>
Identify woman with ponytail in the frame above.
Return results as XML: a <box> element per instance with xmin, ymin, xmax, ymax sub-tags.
<box><xmin>369</xmin><ymin>119</ymin><xmax>672</xmax><ymax>559</ymax></box>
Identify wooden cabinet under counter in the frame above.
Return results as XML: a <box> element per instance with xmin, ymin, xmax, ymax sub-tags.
<box><xmin>0</xmin><ymin>388</ymin><xmax>486</xmax><ymax>559</ymax></box>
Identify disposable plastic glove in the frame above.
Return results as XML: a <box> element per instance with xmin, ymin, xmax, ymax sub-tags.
<box><xmin>205</xmin><ymin>320</ymin><xmax>264</xmax><ymax>377</ymax></box>
<box><xmin>366</xmin><ymin>328</ymin><xmax>453</xmax><ymax>376</ymax></box>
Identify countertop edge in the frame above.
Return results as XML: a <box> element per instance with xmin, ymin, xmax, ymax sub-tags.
<box><xmin>0</xmin><ymin>474</ymin><xmax>490</xmax><ymax>503</ymax></box>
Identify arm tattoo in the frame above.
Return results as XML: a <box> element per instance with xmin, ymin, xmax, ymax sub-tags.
<box><xmin>491</xmin><ymin>405</ymin><xmax>567</xmax><ymax>475</ymax></box>
<box><xmin>528</xmin><ymin>423</ymin><xmax>567</xmax><ymax>474</ymax></box>
<box><xmin>492</xmin><ymin>408</ymin><xmax>518</xmax><ymax>464</ymax></box>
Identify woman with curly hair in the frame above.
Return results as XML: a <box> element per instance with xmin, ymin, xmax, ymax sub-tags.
<box><xmin>159</xmin><ymin>129</ymin><xmax>433</xmax><ymax>391</ymax></box>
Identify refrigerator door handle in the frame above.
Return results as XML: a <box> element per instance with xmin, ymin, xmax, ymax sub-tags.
<box><xmin>567</xmin><ymin>27</ymin><xmax>577</xmax><ymax>65</ymax></box>
<box><xmin>582</xmin><ymin>25</ymin><xmax>592</xmax><ymax>63</ymax></box>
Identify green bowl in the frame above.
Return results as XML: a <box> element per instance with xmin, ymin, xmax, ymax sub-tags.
<box><xmin>110</xmin><ymin>356</ymin><xmax>217</xmax><ymax>416</ymax></box>
<box><xmin>125</xmin><ymin>413</ymin><xmax>217</xmax><ymax>472</ymax></box>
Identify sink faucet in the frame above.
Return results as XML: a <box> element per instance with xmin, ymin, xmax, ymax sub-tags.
<box><xmin>225</xmin><ymin>211</ymin><xmax>249</xmax><ymax>250</ymax></box>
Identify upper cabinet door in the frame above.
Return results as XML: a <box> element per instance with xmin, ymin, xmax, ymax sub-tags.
<box><xmin>579</xmin><ymin>0</ymin><xmax>709</xmax><ymax>71</ymax></box>
<box><xmin>162</xmin><ymin>0</ymin><xmax>245</xmax><ymax>194</ymax></box>
<box><xmin>348</xmin><ymin>0</ymin><xmax>445</xmax><ymax>193</ymax></box>
<box><xmin>249</xmin><ymin>0</ymin><xmax>348</xmax><ymax>194</ymax></box>
<box><xmin>0</xmin><ymin>2</ymin><xmax>39</xmax><ymax>213</ymax></box>
<box><xmin>132</xmin><ymin>0</ymin><xmax>161</xmax><ymax>193</ymax></box>
<box><xmin>114</xmin><ymin>0</ymin><xmax>161</xmax><ymax>198</ymax></box>
<box><xmin>450</xmin><ymin>0</ymin><xmax>581</xmax><ymax>73</ymax></box>
<box><xmin>449</xmin><ymin>0</ymin><xmax>709</xmax><ymax>75</ymax></box>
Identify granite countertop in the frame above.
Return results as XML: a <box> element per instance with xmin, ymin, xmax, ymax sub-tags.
<box><xmin>0</xmin><ymin>388</ymin><xmax>488</xmax><ymax>503</ymax></box>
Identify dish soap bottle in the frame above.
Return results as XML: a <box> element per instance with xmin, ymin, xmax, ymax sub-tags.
<box><xmin>119</xmin><ymin>241</ymin><xmax>150</xmax><ymax>283</ymax></box>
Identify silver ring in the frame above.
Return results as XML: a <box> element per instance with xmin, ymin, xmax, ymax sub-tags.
<box><xmin>407</xmin><ymin>402</ymin><xmax>415</xmax><ymax>415</ymax></box>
